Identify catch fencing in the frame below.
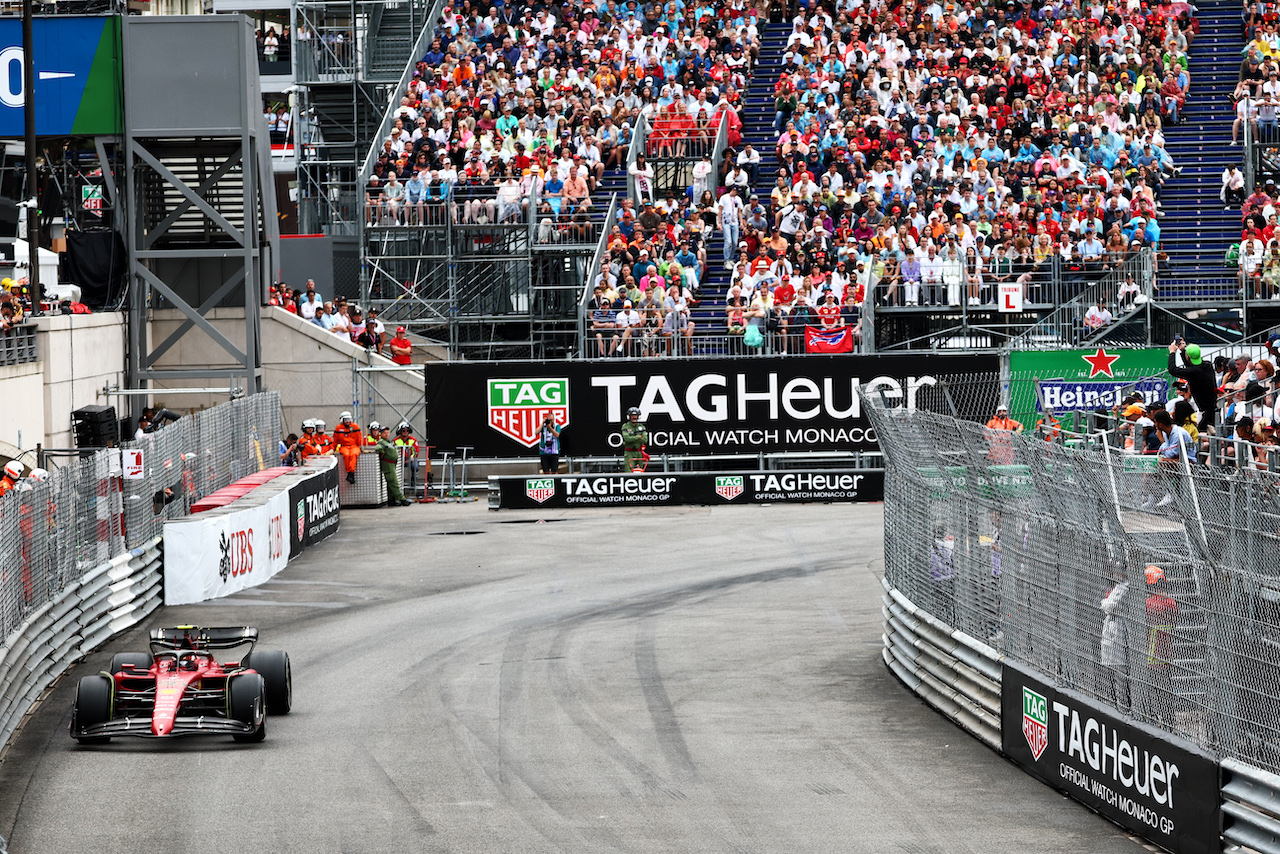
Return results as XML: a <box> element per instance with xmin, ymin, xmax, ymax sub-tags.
<box><xmin>0</xmin><ymin>392</ymin><xmax>280</xmax><ymax>754</ymax></box>
<box><xmin>863</xmin><ymin>377</ymin><xmax>1280</xmax><ymax>776</ymax></box>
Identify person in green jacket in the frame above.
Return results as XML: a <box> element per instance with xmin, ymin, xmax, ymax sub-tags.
<box><xmin>620</xmin><ymin>406</ymin><xmax>649</xmax><ymax>472</ymax></box>
<box><xmin>374</xmin><ymin>423</ymin><xmax>411</xmax><ymax>506</ymax></box>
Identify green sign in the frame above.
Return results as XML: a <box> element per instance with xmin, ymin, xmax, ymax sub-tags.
<box><xmin>1008</xmin><ymin>348</ymin><xmax>1171</xmax><ymax>429</ymax></box>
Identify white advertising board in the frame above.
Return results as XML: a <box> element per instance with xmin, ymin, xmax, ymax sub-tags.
<box><xmin>163</xmin><ymin>489</ymin><xmax>290</xmax><ymax>605</ymax></box>
<box><xmin>998</xmin><ymin>282</ymin><xmax>1024</xmax><ymax>313</ymax></box>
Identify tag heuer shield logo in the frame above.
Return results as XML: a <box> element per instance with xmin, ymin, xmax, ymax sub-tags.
<box><xmin>296</xmin><ymin>499</ymin><xmax>306</xmax><ymax>541</ymax></box>
<box><xmin>1022</xmin><ymin>686</ymin><xmax>1049</xmax><ymax>761</ymax></box>
<box><xmin>525</xmin><ymin>478</ymin><xmax>555</xmax><ymax>504</ymax></box>
<box><xmin>488</xmin><ymin>378</ymin><xmax>570</xmax><ymax>447</ymax></box>
<box><xmin>715</xmin><ymin>476</ymin><xmax>744</xmax><ymax>501</ymax></box>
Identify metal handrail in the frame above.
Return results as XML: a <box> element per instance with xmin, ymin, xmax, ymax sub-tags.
<box><xmin>357</xmin><ymin>0</ymin><xmax>448</xmax><ymax>184</ymax></box>
<box><xmin>576</xmin><ymin>193</ymin><xmax>618</xmax><ymax>356</ymax></box>
<box><xmin>708</xmin><ymin>111</ymin><xmax>729</xmax><ymax>198</ymax></box>
<box><xmin>625</xmin><ymin>113</ymin><xmax>649</xmax><ymax>202</ymax></box>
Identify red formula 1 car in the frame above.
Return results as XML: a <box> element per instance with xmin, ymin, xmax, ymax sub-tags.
<box><xmin>69</xmin><ymin>626</ymin><xmax>292</xmax><ymax>744</ymax></box>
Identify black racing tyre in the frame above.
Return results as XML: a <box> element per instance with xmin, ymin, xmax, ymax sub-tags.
<box><xmin>109</xmin><ymin>652</ymin><xmax>154</xmax><ymax>675</ymax></box>
<box><xmin>72</xmin><ymin>674</ymin><xmax>113</xmax><ymax>745</ymax></box>
<box><xmin>242</xmin><ymin>650</ymin><xmax>291</xmax><ymax>715</ymax></box>
<box><xmin>229</xmin><ymin>673</ymin><xmax>266</xmax><ymax>743</ymax></box>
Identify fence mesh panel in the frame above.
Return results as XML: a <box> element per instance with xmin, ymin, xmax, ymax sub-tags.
<box><xmin>0</xmin><ymin>392</ymin><xmax>280</xmax><ymax>639</ymax></box>
<box><xmin>867</xmin><ymin>380</ymin><xmax>1280</xmax><ymax>774</ymax></box>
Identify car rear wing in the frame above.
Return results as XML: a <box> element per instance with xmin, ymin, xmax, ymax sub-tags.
<box><xmin>149</xmin><ymin>626</ymin><xmax>259</xmax><ymax>653</ymax></box>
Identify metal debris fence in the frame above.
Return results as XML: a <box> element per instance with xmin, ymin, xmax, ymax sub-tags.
<box><xmin>0</xmin><ymin>392</ymin><xmax>280</xmax><ymax>641</ymax></box>
<box><xmin>865</xmin><ymin>379</ymin><xmax>1280</xmax><ymax>776</ymax></box>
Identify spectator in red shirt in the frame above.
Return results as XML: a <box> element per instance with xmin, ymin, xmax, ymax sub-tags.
<box><xmin>388</xmin><ymin>326</ymin><xmax>413</xmax><ymax>365</ymax></box>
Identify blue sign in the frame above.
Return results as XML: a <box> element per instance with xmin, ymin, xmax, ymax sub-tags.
<box><xmin>0</xmin><ymin>17</ymin><xmax>122</xmax><ymax>138</ymax></box>
<box><xmin>1035</xmin><ymin>378</ymin><xmax>1169</xmax><ymax>413</ymax></box>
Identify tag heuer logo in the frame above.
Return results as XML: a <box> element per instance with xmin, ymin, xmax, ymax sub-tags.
<box><xmin>525</xmin><ymin>478</ymin><xmax>555</xmax><ymax>504</ymax></box>
<box><xmin>1022</xmin><ymin>686</ymin><xmax>1049</xmax><ymax>761</ymax></box>
<box><xmin>296</xmin><ymin>499</ymin><xmax>306</xmax><ymax>540</ymax></box>
<box><xmin>715</xmin><ymin>475</ymin><xmax>744</xmax><ymax>501</ymax></box>
<box><xmin>488</xmin><ymin>378</ymin><xmax>570</xmax><ymax>447</ymax></box>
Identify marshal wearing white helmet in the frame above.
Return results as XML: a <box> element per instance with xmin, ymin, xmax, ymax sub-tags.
<box><xmin>0</xmin><ymin>460</ymin><xmax>23</xmax><ymax>497</ymax></box>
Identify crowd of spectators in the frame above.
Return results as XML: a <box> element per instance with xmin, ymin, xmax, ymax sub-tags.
<box><xmin>1108</xmin><ymin>338</ymin><xmax>1280</xmax><ymax>474</ymax></box>
<box><xmin>1227</xmin><ymin>35</ymin><xmax>1280</xmax><ymax>298</ymax></box>
<box><xmin>363</xmin><ymin>0</ymin><xmax>763</xmax><ymax>246</ymax></box>
<box><xmin>268</xmin><ymin>279</ymin><xmax>415</xmax><ymax>363</ymax></box>
<box><xmin>715</xmin><ymin>0</ymin><xmax>1188</xmax><ymax>344</ymax></box>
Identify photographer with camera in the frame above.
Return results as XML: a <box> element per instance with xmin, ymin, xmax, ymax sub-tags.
<box><xmin>538</xmin><ymin>414</ymin><xmax>561</xmax><ymax>475</ymax></box>
<box><xmin>1169</xmin><ymin>336</ymin><xmax>1218</xmax><ymax>434</ymax></box>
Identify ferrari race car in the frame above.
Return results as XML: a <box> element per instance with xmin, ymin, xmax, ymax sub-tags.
<box><xmin>69</xmin><ymin>626</ymin><xmax>292</xmax><ymax>744</ymax></box>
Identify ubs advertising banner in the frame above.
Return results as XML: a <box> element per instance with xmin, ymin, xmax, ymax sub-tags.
<box><xmin>491</xmin><ymin>469</ymin><xmax>884</xmax><ymax>509</ymax></box>
<box><xmin>288</xmin><ymin>458</ymin><xmax>341</xmax><ymax>557</ymax></box>
<box><xmin>1008</xmin><ymin>348</ymin><xmax>1171</xmax><ymax>428</ymax></box>
<box><xmin>426</xmin><ymin>355</ymin><xmax>998</xmax><ymax>457</ymax></box>
<box><xmin>1001</xmin><ymin>662</ymin><xmax>1219</xmax><ymax>854</ymax></box>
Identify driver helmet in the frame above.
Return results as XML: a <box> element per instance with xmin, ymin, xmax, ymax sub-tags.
<box><xmin>3</xmin><ymin>460</ymin><xmax>22</xmax><ymax>479</ymax></box>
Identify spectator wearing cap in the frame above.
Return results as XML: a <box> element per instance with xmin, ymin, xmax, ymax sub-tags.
<box><xmin>614</xmin><ymin>299</ymin><xmax>641</xmax><ymax>356</ymax></box>
<box><xmin>1169</xmin><ymin>339</ymin><xmax>1219</xmax><ymax>433</ymax></box>
<box><xmin>388</xmin><ymin>326</ymin><xmax>413</xmax><ymax>365</ymax></box>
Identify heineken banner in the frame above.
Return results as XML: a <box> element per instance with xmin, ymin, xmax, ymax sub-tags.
<box><xmin>1008</xmin><ymin>348</ymin><xmax>1171</xmax><ymax>428</ymax></box>
<box><xmin>489</xmin><ymin>469</ymin><xmax>884</xmax><ymax>509</ymax></box>
<box><xmin>1001</xmin><ymin>662</ymin><xmax>1219</xmax><ymax>854</ymax></box>
<box><xmin>426</xmin><ymin>355</ymin><xmax>998</xmax><ymax>458</ymax></box>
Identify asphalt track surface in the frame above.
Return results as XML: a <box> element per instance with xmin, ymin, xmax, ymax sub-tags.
<box><xmin>0</xmin><ymin>503</ymin><xmax>1145</xmax><ymax>854</ymax></box>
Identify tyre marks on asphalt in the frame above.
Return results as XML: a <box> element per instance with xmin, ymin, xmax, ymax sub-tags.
<box><xmin>633</xmin><ymin>618</ymin><xmax>699</xmax><ymax>783</ymax></box>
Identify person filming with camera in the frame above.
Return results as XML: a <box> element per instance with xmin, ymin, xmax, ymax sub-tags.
<box><xmin>538</xmin><ymin>414</ymin><xmax>561</xmax><ymax>474</ymax></box>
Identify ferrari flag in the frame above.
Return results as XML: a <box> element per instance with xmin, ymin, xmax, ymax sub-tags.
<box><xmin>804</xmin><ymin>326</ymin><xmax>854</xmax><ymax>354</ymax></box>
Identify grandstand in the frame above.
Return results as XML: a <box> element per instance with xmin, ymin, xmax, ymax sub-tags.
<box><xmin>282</xmin><ymin>0</ymin><xmax>1280</xmax><ymax>358</ymax></box>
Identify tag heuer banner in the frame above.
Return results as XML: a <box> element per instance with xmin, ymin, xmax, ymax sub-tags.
<box><xmin>1008</xmin><ymin>348</ymin><xmax>1171</xmax><ymax>428</ymax></box>
<box><xmin>490</xmin><ymin>469</ymin><xmax>884</xmax><ymax>509</ymax></box>
<box><xmin>1001</xmin><ymin>662</ymin><xmax>1219</xmax><ymax>854</ymax></box>
<box><xmin>287</xmin><ymin>457</ymin><xmax>341</xmax><ymax>558</ymax></box>
<box><xmin>427</xmin><ymin>355</ymin><xmax>999</xmax><ymax>457</ymax></box>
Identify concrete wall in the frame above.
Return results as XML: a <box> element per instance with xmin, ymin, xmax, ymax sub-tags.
<box><xmin>0</xmin><ymin>359</ymin><xmax>44</xmax><ymax>459</ymax></box>
<box><xmin>33</xmin><ymin>312</ymin><xmax>127</xmax><ymax>450</ymax></box>
<box><xmin>147</xmin><ymin>307</ymin><xmax>427</xmax><ymax>439</ymax></box>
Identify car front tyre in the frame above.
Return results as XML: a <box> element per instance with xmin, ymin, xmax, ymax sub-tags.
<box><xmin>72</xmin><ymin>675</ymin><xmax>113</xmax><ymax>745</ymax></box>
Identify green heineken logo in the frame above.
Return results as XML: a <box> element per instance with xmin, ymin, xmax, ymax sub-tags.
<box><xmin>715</xmin><ymin>475</ymin><xmax>744</xmax><ymax>501</ymax></box>
<box><xmin>525</xmin><ymin>478</ymin><xmax>555</xmax><ymax>504</ymax></box>
<box><xmin>487</xmin><ymin>378</ymin><xmax>569</xmax><ymax>447</ymax></box>
<box><xmin>1022</xmin><ymin>686</ymin><xmax>1049</xmax><ymax>760</ymax></box>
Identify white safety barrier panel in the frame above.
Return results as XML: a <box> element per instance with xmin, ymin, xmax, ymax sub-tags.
<box><xmin>880</xmin><ymin>577</ymin><xmax>1002</xmax><ymax>751</ymax></box>
<box><xmin>1222</xmin><ymin>758</ymin><xmax>1280</xmax><ymax>854</ymax></box>
<box><xmin>0</xmin><ymin>537</ymin><xmax>163</xmax><ymax>752</ymax></box>
<box><xmin>164</xmin><ymin>459</ymin><xmax>339</xmax><ymax>606</ymax></box>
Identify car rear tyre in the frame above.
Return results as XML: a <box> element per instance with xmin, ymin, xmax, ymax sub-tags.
<box><xmin>72</xmin><ymin>674</ymin><xmax>113</xmax><ymax>744</ymax></box>
<box><xmin>242</xmin><ymin>650</ymin><xmax>291</xmax><ymax>715</ymax></box>
<box><xmin>229</xmin><ymin>673</ymin><xmax>266</xmax><ymax>743</ymax></box>
<box><xmin>109</xmin><ymin>652</ymin><xmax>154</xmax><ymax>675</ymax></box>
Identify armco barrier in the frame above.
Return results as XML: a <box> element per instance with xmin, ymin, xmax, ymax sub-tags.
<box><xmin>880</xmin><ymin>578</ymin><xmax>1001</xmax><ymax>751</ymax></box>
<box><xmin>1222</xmin><ymin>758</ymin><xmax>1280</xmax><ymax>854</ymax></box>
<box><xmin>0</xmin><ymin>537</ymin><xmax>162</xmax><ymax>753</ymax></box>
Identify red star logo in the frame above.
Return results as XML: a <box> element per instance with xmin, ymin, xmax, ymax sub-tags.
<box><xmin>1082</xmin><ymin>347</ymin><xmax>1120</xmax><ymax>378</ymax></box>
